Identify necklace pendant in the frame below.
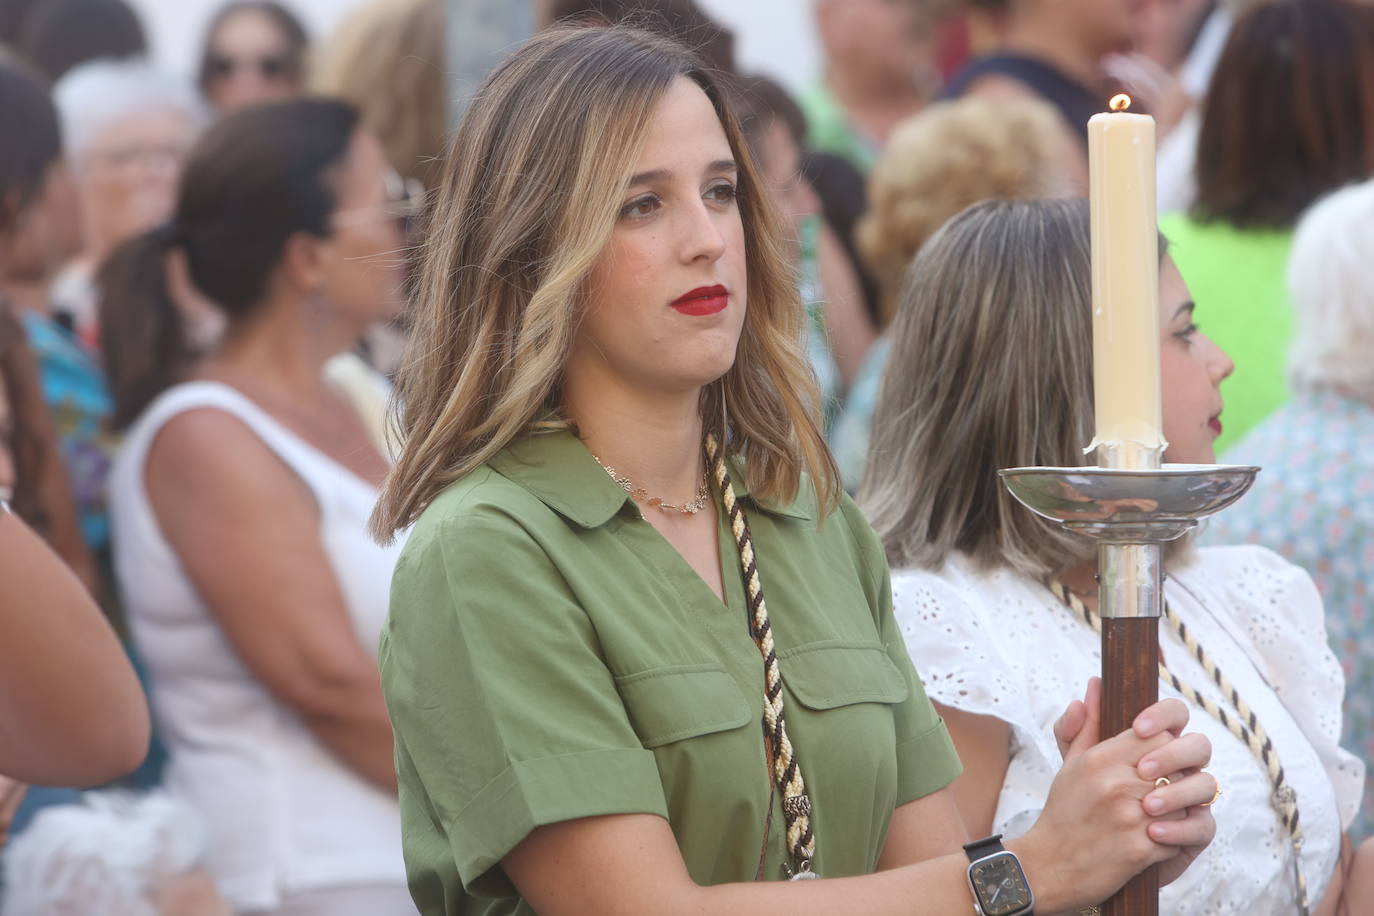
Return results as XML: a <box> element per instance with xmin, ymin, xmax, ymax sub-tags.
<box><xmin>785</xmin><ymin>860</ymin><xmax>820</xmax><ymax>881</ymax></box>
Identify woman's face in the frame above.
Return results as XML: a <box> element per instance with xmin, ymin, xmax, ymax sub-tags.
<box><xmin>80</xmin><ymin>108</ymin><xmax>197</xmax><ymax>259</ymax></box>
<box><xmin>317</xmin><ymin>130</ymin><xmax>409</xmax><ymax>329</ymax></box>
<box><xmin>570</xmin><ymin>77</ymin><xmax>748</xmax><ymax>398</ymax></box>
<box><xmin>204</xmin><ymin>9</ymin><xmax>301</xmax><ymax>113</ymax></box>
<box><xmin>756</xmin><ymin>118</ymin><xmax>820</xmax><ymax>251</ymax></box>
<box><xmin>1046</xmin><ymin>0</ymin><xmax>1142</xmax><ymax>54</ymax></box>
<box><xmin>4</xmin><ymin>159</ymin><xmax>82</xmax><ymax>281</ymax></box>
<box><xmin>1160</xmin><ymin>256</ymin><xmax>1233</xmax><ymax>464</ymax></box>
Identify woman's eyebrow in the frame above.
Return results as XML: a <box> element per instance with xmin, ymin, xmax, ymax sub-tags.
<box><xmin>1174</xmin><ymin>300</ymin><xmax>1196</xmax><ymax>319</ymax></box>
<box><xmin>627</xmin><ymin>159</ymin><xmax>737</xmax><ymax>188</ymax></box>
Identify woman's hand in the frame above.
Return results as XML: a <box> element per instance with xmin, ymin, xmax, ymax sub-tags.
<box><xmin>1013</xmin><ymin>680</ymin><xmax>1216</xmax><ymax>910</ymax></box>
<box><xmin>1130</xmin><ymin>699</ymin><xmax>1217</xmax><ymax>887</ymax></box>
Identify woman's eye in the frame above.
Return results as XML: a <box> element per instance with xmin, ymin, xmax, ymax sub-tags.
<box><xmin>1174</xmin><ymin>322</ymin><xmax>1199</xmax><ymax>342</ymax></box>
<box><xmin>619</xmin><ymin>195</ymin><xmax>660</xmax><ymax>219</ymax></box>
<box><xmin>706</xmin><ymin>182</ymin><xmax>737</xmax><ymax>204</ymax></box>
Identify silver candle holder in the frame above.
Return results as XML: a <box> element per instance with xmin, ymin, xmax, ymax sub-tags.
<box><xmin>998</xmin><ymin>461</ymin><xmax>1258</xmax><ymax>916</ymax></box>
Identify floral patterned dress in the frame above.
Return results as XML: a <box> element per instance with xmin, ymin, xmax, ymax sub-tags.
<box><xmin>20</xmin><ymin>310</ymin><xmax>115</xmax><ymax>553</ymax></box>
<box><xmin>1206</xmin><ymin>385</ymin><xmax>1374</xmax><ymax>840</ymax></box>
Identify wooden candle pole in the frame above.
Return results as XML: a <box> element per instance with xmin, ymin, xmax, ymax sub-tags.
<box><xmin>1088</xmin><ymin>95</ymin><xmax>1163</xmax><ymax>916</ymax></box>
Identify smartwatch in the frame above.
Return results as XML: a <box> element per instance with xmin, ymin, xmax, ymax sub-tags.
<box><xmin>963</xmin><ymin>834</ymin><xmax>1035</xmax><ymax>916</ymax></box>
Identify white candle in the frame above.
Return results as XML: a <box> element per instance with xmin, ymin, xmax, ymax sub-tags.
<box><xmin>1087</xmin><ymin>94</ymin><xmax>1166</xmax><ymax>469</ymax></box>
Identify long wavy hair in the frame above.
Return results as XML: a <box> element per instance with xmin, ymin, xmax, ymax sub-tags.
<box><xmin>371</xmin><ymin>26</ymin><xmax>836</xmax><ymax>540</ymax></box>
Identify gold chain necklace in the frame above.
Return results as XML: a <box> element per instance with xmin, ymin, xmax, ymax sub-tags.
<box><xmin>591</xmin><ymin>455</ymin><xmax>710</xmax><ymax>515</ymax></box>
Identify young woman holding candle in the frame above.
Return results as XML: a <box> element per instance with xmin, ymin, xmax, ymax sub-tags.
<box><xmin>862</xmin><ymin>197</ymin><xmax>1366</xmax><ymax>915</ymax></box>
<box><xmin>373</xmin><ymin>26</ymin><xmax>1218</xmax><ymax>916</ymax></box>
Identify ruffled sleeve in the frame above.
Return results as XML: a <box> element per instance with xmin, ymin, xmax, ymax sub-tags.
<box><xmin>889</xmin><ymin>561</ymin><xmax>1077</xmax><ymax>836</ymax></box>
<box><xmin>1194</xmin><ymin>545</ymin><xmax>1366</xmax><ymax>831</ymax></box>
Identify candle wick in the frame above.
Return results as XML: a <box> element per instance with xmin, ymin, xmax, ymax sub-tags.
<box><xmin>1109</xmin><ymin>93</ymin><xmax>1132</xmax><ymax>113</ymax></box>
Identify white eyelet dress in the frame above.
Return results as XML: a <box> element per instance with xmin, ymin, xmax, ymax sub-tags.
<box><xmin>891</xmin><ymin>545</ymin><xmax>1364</xmax><ymax>915</ymax></box>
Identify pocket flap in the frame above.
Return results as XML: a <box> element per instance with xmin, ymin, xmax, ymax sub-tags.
<box><xmin>777</xmin><ymin>641</ymin><xmax>910</xmax><ymax>710</ymax></box>
<box><xmin>616</xmin><ymin>664</ymin><xmax>752</xmax><ymax>748</ymax></box>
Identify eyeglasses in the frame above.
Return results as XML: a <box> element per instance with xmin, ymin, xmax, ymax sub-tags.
<box><xmin>207</xmin><ymin>53</ymin><xmax>295</xmax><ymax>81</ymax></box>
<box><xmin>90</xmin><ymin>141</ymin><xmax>190</xmax><ymax>173</ymax></box>
<box><xmin>333</xmin><ymin>170</ymin><xmax>426</xmax><ymax>232</ymax></box>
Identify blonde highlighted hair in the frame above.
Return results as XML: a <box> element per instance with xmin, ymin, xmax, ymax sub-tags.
<box><xmin>372</xmin><ymin>26</ymin><xmax>836</xmax><ymax>540</ymax></box>
<box><xmin>856</xmin><ymin>96</ymin><xmax>1066</xmax><ymax>325</ymax></box>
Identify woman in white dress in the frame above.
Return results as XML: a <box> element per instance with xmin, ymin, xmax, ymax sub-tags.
<box><xmin>861</xmin><ymin>198</ymin><xmax>1367</xmax><ymax>914</ymax></box>
<box><xmin>100</xmin><ymin>99</ymin><xmax>414</xmax><ymax>915</ymax></box>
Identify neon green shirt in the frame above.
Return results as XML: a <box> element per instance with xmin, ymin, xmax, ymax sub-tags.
<box><xmin>1160</xmin><ymin>214</ymin><xmax>1294</xmax><ymax>456</ymax></box>
<box><xmin>379</xmin><ymin>429</ymin><xmax>962</xmax><ymax>915</ymax></box>
<box><xmin>800</xmin><ymin>80</ymin><xmax>877</xmax><ymax>175</ymax></box>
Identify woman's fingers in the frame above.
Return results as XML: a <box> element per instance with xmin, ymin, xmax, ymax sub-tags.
<box><xmin>1057</xmin><ymin>677</ymin><xmax>1103</xmax><ymax>761</ymax></box>
<box><xmin>1142</xmin><ymin>770</ymin><xmax>1219</xmax><ymax>818</ymax></box>
<box><xmin>1133</xmin><ymin>697</ymin><xmax>1191</xmax><ymax>740</ymax></box>
<box><xmin>1137</xmin><ymin>731</ymin><xmax>1211</xmax><ymax>782</ymax></box>
<box><xmin>1054</xmin><ymin>699</ymin><xmax>1087</xmax><ymax>759</ymax></box>
<box><xmin>1148</xmin><ymin>805</ymin><xmax>1216</xmax><ymax>849</ymax></box>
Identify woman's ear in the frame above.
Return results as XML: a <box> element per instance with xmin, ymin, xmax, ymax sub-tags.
<box><xmin>277</xmin><ymin>231</ymin><xmax>327</xmax><ymax>296</ymax></box>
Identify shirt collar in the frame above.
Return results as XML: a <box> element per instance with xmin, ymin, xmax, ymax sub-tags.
<box><xmin>488</xmin><ymin>429</ymin><xmax>815</xmax><ymax>528</ymax></box>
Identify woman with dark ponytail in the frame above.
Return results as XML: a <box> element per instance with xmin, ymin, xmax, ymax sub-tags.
<box><xmin>101</xmin><ymin>98</ymin><xmax>415</xmax><ymax>915</ymax></box>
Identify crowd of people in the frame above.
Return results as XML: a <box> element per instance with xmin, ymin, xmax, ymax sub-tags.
<box><xmin>1</xmin><ymin>0</ymin><xmax>1373</xmax><ymax>913</ymax></box>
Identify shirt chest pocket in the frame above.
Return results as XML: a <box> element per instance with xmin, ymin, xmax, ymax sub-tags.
<box><xmin>777</xmin><ymin>641</ymin><xmax>910</xmax><ymax>710</ymax></box>
<box><xmin>615</xmin><ymin>664</ymin><xmax>753</xmax><ymax>748</ymax></box>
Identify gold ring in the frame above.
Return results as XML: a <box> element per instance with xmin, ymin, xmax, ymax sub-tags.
<box><xmin>1200</xmin><ymin>784</ymin><xmax>1222</xmax><ymax>807</ymax></box>
<box><xmin>1078</xmin><ymin>907</ymin><xmax>1102</xmax><ymax>916</ymax></box>
<box><xmin>1154</xmin><ymin>776</ymin><xmax>1171</xmax><ymax>789</ymax></box>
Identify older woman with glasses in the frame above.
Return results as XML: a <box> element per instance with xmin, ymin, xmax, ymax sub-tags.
<box><xmin>51</xmin><ymin>59</ymin><xmax>206</xmax><ymax>344</ymax></box>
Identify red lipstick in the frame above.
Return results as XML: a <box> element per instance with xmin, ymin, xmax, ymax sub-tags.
<box><xmin>671</xmin><ymin>285</ymin><xmax>728</xmax><ymax>316</ymax></box>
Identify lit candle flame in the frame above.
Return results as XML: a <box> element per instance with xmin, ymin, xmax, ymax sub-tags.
<box><xmin>1109</xmin><ymin>93</ymin><xmax>1133</xmax><ymax>113</ymax></box>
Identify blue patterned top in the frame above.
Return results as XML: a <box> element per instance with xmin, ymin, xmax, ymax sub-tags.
<box><xmin>830</xmin><ymin>335</ymin><xmax>889</xmax><ymax>493</ymax></box>
<box><xmin>20</xmin><ymin>310</ymin><xmax>115</xmax><ymax>551</ymax></box>
<box><xmin>1205</xmin><ymin>385</ymin><xmax>1374</xmax><ymax>840</ymax></box>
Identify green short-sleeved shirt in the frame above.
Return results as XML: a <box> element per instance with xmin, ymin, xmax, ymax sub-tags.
<box><xmin>379</xmin><ymin>430</ymin><xmax>961</xmax><ymax>915</ymax></box>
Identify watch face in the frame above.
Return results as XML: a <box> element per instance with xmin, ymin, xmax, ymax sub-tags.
<box><xmin>970</xmin><ymin>852</ymin><xmax>1032</xmax><ymax>916</ymax></box>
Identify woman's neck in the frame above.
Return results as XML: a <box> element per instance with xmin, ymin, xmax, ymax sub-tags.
<box><xmin>563</xmin><ymin>373</ymin><xmax>707</xmax><ymax>508</ymax></box>
<box><xmin>1</xmin><ymin>277</ymin><xmax>53</xmax><ymax>318</ymax></box>
<box><xmin>201</xmin><ymin>294</ymin><xmax>358</xmax><ymax>404</ymax></box>
<box><xmin>1001</xmin><ymin>16</ymin><xmax>1104</xmax><ymax>89</ymax></box>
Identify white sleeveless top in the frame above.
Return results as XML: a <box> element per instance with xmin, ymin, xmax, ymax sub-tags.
<box><xmin>109</xmin><ymin>381</ymin><xmax>407</xmax><ymax>911</ymax></box>
<box><xmin>892</xmin><ymin>546</ymin><xmax>1364</xmax><ymax>915</ymax></box>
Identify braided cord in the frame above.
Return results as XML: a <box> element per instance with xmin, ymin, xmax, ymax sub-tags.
<box><xmin>705</xmin><ymin>434</ymin><xmax>817</xmax><ymax>878</ymax></box>
<box><xmin>1047</xmin><ymin>580</ymin><xmax>1310</xmax><ymax>914</ymax></box>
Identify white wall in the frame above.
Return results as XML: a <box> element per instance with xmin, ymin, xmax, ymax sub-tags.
<box><xmin>696</xmin><ymin>0</ymin><xmax>820</xmax><ymax>93</ymax></box>
<box><xmin>125</xmin><ymin>0</ymin><xmax>365</xmax><ymax>81</ymax></box>
<box><xmin>127</xmin><ymin>0</ymin><xmax>821</xmax><ymax>92</ymax></box>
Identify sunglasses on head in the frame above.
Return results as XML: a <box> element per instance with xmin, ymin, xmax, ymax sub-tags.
<box><xmin>207</xmin><ymin>53</ymin><xmax>294</xmax><ymax>80</ymax></box>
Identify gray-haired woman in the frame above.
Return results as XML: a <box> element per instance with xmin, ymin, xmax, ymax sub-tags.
<box><xmin>1208</xmin><ymin>177</ymin><xmax>1374</xmax><ymax>847</ymax></box>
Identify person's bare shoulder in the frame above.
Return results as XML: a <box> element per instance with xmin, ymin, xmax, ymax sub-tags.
<box><xmin>144</xmin><ymin>407</ymin><xmax>313</xmax><ymax>522</ymax></box>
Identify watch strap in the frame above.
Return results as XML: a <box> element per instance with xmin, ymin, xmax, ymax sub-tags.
<box><xmin>963</xmin><ymin>834</ymin><xmax>1007</xmax><ymax>862</ymax></box>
